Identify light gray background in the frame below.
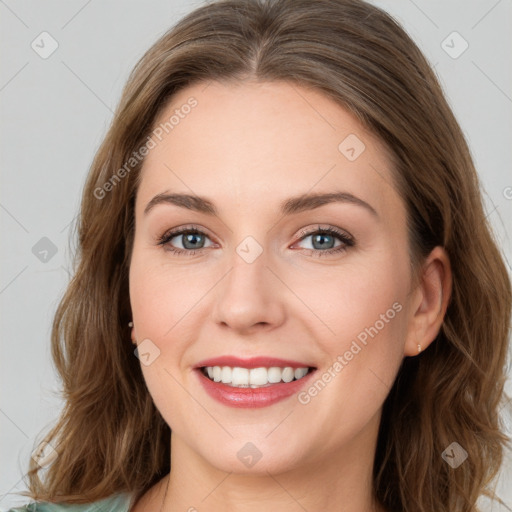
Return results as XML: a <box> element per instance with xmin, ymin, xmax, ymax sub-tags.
<box><xmin>1</xmin><ymin>0</ymin><xmax>511</xmax><ymax>510</ymax></box>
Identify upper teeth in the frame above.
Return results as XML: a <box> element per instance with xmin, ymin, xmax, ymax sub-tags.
<box><xmin>204</xmin><ymin>366</ymin><xmax>310</xmax><ymax>387</ymax></box>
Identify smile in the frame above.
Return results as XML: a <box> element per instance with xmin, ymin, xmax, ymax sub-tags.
<box><xmin>194</xmin><ymin>356</ymin><xmax>317</xmax><ymax>408</ymax></box>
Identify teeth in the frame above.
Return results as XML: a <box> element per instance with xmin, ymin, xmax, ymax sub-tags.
<box><xmin>282</xmin><ymin>367</ymin><xmax>294</xmax><ymax>383</ymax></box>
<box><xmin>231</xmin><ymin>367</ymin><xmax>249</xmax><ymax>386</ymax></box>
<box><xmin>268</xmin><ymin>367</ymin><xmax>282</xmax><ymax>383</ymax></box>
<box><xmin>202</xmin><ymin>366</ymin><xmax>311</xmax><ymax>387</ymax></box>
<box><xmin>221</xmin><ymin>366</ymin><xmax>231</xmax><ymax>384</ymax></box>
<box><xmin>294</xmin><ymin>368</ymin><xmax>308</xmax><ymax>379</ymax></box>
<box><xmin>248</xmin><ymin>367</ymin><xmax>267</xmax><ymax>386</ymax></box>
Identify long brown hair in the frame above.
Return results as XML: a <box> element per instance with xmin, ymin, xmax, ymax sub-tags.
<box><xmin>18</xmin><ymin>0</ymin><xmax>511</xmax><ymax>510</ymax></box>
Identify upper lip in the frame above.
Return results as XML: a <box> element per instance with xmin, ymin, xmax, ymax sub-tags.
<box><xmin>194</xmin><ymin>356</ymin><xmax>315</xmax><ymax>369</ymax></box>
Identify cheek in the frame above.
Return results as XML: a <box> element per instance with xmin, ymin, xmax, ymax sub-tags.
<box><xmin>128</xmin><ymin>249</ymin><xmax>223</xmax><ymax>387</ymax></box>
<box><xmin>302</xmin><ymin>267</ymin><xmax>409</xmax><ymax>427</ymax></box>
<box><xmin>331</xmin><ymin>261</ymin><xmax>411</xmax><ymax>403</ymax></box>
<box><xmin>129</xmin><ymin>252</ymin><xmax>195</xmax><ymax>427</ymax></box>
<box><xmin>284</xmin><ymin>251</ymin><xmax>410</xmax><ymax>356</ymax></box>
<box><xmin>129</xmin><ymin>248</ymin><xmax>205</xmax><ymax>340</ymax></box>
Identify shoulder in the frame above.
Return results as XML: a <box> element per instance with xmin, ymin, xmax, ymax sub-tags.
<box><xmin>6</xmin><ymin>492</ymin><xmax>135</xmax><ymax>512</ymax></box>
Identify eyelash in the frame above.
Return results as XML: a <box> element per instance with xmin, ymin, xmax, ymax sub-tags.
<box><xmin>156</xmin><ymin>224</ymin><xmax>355</xmax><ymax>258</ymax></box>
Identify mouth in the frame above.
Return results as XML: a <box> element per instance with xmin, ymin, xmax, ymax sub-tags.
<box><xmin>194</xmin><ymin>356</ymin><xmax>317</xmax><ymax>408</ymax></box>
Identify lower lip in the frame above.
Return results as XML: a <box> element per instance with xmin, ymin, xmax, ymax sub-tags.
<box><xmin>196</xmin><ymin>369</ymin><xmax>316</xmax><ymax>408</ymax></box>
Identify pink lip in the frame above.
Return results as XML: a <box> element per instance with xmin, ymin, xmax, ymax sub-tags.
<box><xmin>194</xmin><ymin>356</ymin><xmax>316</xmax><ymax>408</ymax></box>
<box><xmin>194</xmin><ymin>356</ymin><xmax>313</xmax><ymax>369</ymax></box>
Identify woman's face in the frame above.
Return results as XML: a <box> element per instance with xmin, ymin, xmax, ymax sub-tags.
<box><xmin>129</xmin><ymin>80</ymin><xmax>418</xmax><ymax>474</ymax></box>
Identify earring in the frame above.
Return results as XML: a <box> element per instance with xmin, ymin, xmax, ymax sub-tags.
<box><xmin>417</xmin><ymin>344</ymin><xmax>422</xmax><ymax>353</ymax></box>
<box><xmin>129</xmin><ymin>321</ymin><xmax>137</xmax><ymax>345</ymax></box>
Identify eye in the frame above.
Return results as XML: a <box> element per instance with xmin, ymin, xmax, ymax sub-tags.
<box><xmin>157</xmin><ymin>224</ymin><xmax>355</xmax><ymax>257</ymax></box>
<box><xmin>292</xmin><ymin>225</ymin><xmax>355</xmax><ymax>257</ymax></box>
<box><xmin>157</xmin><ymin>225</ymin><xmax>215</xmax><ymax>255</ymax></box>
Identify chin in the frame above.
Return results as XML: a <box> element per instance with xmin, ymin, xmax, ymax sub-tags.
<box><xmin>194</xmin><ymin>438</ymin><xmax>309</xmax><ymax>476</ymax></box>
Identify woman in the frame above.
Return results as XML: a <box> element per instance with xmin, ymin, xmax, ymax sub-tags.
<box><xmin>10</xmin><ymin>0</ymin><xmax>511</xmax><ymax>511</ymax></box>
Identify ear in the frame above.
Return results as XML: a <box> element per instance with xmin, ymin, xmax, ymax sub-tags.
<box><xmin>404</xmin><ymin>246</ymin><xmax>452</xmax><ymax>357</ymax></box>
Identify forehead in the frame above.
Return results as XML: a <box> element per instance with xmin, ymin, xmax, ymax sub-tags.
<box><xmin>136</xmin><ymin>80</ymin><xmax>403</xmax><ymax>221</ymax></box>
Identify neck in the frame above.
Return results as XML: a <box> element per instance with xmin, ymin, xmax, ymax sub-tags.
<box><xmin>162</xmin><ymin>411</ymin><xmax>386</xmax><ymax>512</ymax></box>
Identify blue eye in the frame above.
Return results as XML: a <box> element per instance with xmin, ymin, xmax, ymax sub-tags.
<box><xmin>157</xmin><ymin>224</ymin><xmax>354</xmax><ymax>257</ymax></box>
<box><xmin>157</xmin><ymin>226</ymin><xmax>214</xmax><ymax>255</ymax></box>
<box><xmin>294</xmin><ymin>226</ymin><xmax>355</xmax><ymax>256</ymax></box>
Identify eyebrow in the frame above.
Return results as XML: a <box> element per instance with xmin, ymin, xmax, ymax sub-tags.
<box><xmin>143</xmin><ymin>191</ymin><xmax>378</xmax><ymax>218</ymax></box>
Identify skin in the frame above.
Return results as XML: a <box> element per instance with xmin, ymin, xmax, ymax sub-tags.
<box><xmin>128</xmin><ymin>80</ymin><xmax>451</xmax><ymax>512</ymax></box>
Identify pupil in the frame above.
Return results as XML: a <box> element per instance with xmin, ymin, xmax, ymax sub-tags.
<box><xmin>313</xmin><ymin>234</ymin><xmax>334</xmax><ymax>250</ymax></box>
<box><xmin>183</xmin><ymin>233</ymin><xmax>203</xmax><ymax>249</ymax></box>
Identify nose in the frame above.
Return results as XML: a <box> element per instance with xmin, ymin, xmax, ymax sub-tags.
<box><xmin>211</xmin><ymin>244</ymin><xmax>286</xmax><ymax>335</ymax></box>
